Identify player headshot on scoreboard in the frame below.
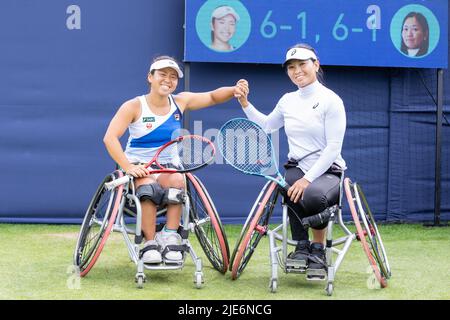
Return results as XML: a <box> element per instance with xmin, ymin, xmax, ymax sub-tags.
<box><xmin>400</xmin><ymin>11</ymin><xmax>429</xmax><ymax>57</ymax></box>
<box><xmin>210</xmin><ymin>5</ymin><xmax>240</xmax><ymax>52</ymax></box>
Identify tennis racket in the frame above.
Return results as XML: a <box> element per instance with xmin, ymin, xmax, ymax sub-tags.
<box><xmin>105</xmin><ymin>134</ymin><xmax>215</xmax><ymax>190</ymax></box>
<box><xmin>217</xmin><ymin>118</ymin><xmax>290</xmax><ymax>192</ymax></box>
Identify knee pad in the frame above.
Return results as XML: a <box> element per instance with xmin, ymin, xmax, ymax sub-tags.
<box><xmin>136</xmin><ymin>183</ymin><xmax>166</xmax><ymax>206</ymax></box>
<box><xmin>162</xmin><ymin>188</ymin><xmax>185</xmax><ymax>206</ymax></box>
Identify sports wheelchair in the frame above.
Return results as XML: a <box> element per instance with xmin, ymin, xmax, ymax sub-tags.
<box><xmin>73</xmin><ymin>170</ymin><xmax>229</xmax><ymax>289</ymax></box>
<box><xmin>229</xmin><ymin>172</ymin><xmax>391</xmax><ymax>296</ymax></box>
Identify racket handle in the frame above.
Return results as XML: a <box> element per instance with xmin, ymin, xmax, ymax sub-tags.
<box><xmin>104</xmin><ymin>175</ymin><xmax>130</xmax><ymax>190</ymax></box>
<box><xmin>278</xmin><ymin>182</ymin><xmax>291</xmax><ymax>196</ymax></box>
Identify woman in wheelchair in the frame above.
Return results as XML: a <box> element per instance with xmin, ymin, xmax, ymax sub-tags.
<box><xmin>103</xmin><ymin>55</ymin><xmax>242</xmax><ymax>264</ymax></box>
<box><xmin>235</xmin><ymin>43</ymin><xmax>346</xmax><ymax>275</ymax></box>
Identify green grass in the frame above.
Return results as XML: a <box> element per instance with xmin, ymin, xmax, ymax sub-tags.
<box><xmin>0</xmin><ymin>223</ymin><xmax>449</xmax><ymax>300</ymax></box>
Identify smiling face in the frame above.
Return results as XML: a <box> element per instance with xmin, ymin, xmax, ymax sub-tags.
<box><xmin>211</xmin><ymin>14</ymin><xmax>236</xmax><ymax>46</ymax></box>
<box><xmin>148</xmin><ymin>67</ymin><xmax>179</xmax><ymax>96</ymax></box>
<box><xmin>286</xmin><ymin>59</ymin><xmax>319</xmax><ymax>88</ymax></box>
<box><xmin>402</xmin><ymin>16</ymin><xmax>426</xmax><ymax>50</ymax></box>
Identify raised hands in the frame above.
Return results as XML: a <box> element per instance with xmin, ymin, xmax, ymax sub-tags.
<box><xmin>234</xmin><ymin>79</ymin><xmax>249</xmax><ymax>108</ymax></box>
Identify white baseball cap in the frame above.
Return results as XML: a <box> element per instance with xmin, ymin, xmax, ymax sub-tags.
<box><xmin>283</xmin><ymin>47</ymin><xmax>318</xmax><ymax>67</ymax></box>
<box><xmin>212</xmin><ymin>6</ymin><xmax>240</xmax><ymax>21</ymax></box>
<box><xmin>149</xmin><ymin>59</ymin><xmax>184</xmax><ymax>78</ymax></box>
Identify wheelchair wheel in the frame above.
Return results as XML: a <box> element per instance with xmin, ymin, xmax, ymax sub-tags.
<box><xmin>74</xmin><ymin>170</ymin><xmax>125</xmax><ymax>277</ymax></box>
<box><xmin>355</xmin><ymin>183</ymin><xmax>391</xmax><ymax>278</ymax></box>
<box><xmin>230</xmin><ymin>181</ymin><xmax>279</xmax><ymax>280</ymax></box>
<box><xmin>344</xmin><ymin>178</ymin><xmax>388</xmax><ymax>288</ymax></box>
<box><xmin>186</xmin><ymin>173</ymin><xmax>230</xmax><ymax>274</ymax></box>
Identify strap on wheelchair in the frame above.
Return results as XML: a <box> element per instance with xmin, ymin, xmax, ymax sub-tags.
<box><xmin>136</xmin><ymin>183</ymin><xmax>166</xmax><ymax>206</ymax></box>
<box><xmin>308</xmin><ymin>255</ymin><xmax>328</xmax><ymax>271</ymax></box>
<box><xmin>301</xmin><ymin>205</ymin><xmax>338</xmax><ymax>229</ymax></box>
<box><xmin>161</xmin><ymin>244</ymin><xmax>190</xmax><ymax>256</ymax></box>
<box><xmin>139</xmin><ymin>244</ymin><xmax>161</xmax><ymax>259</ymax></box>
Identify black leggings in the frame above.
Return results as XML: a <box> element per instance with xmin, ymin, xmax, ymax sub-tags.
<box><xmin>284</xmin><ymin>165</ymin><xmax>341</xmax><ymax>241</ymax></box>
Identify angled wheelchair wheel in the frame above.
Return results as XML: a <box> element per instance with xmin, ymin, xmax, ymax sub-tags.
<box><xmin>74</xmin><ymin>170</ymin><xmax>125</xmax><ymax>277</ymax></box>
<box><xmin>344</xmin><ymin>178</ymin><xmax>388</xmax><ymax>288</ymax></box>
<box><xmin>355</xmin><ymin>183</ymin><xmax>391</xmax><ymax>278</ymax></box>
<box><xmin>186</xmin><ymin>173</ymin><xmax>230</xmax><ymax>274</ymax></box>
<box><xmin>230</xmin><ymin>181</ymin><xmax>279</xmax><ymax>280</ymax></box>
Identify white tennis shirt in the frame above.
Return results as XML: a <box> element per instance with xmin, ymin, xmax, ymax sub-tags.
<box><xmin>242</xmin><ymin>80</ymin><xmax>346</xmax><ymax>183</ymax></box>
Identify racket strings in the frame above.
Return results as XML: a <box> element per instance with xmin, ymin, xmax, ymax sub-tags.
<box><xmin>218</xmin><ymin>119</ymin><xmax>275</xmax><ymax>175</ymax></box>
<box><xmin>157</xmin><ymin>136</ymin><xmax>215</xmax><ymax>171</ymax></box>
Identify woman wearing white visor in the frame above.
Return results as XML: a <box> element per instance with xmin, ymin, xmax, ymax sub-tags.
<box><xmin>235</xmin><ymin>44</ymin><xmax>347</xmax><ymax>277</ymax></box>
<box><xmin>104</xmin><ymin>55</ymin><xmax>242</xmax><ymax>264</ymax></box>
<box><xmin>210</xmin><ymin>5</ymin><xmax>240</xmax><ymax>52</ymax></box>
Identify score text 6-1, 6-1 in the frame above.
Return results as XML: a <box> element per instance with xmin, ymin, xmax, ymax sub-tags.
<box><xmin>260</xmin><ymin>5</ymin><xmax>381</xmax><ymax>43</ymax></box>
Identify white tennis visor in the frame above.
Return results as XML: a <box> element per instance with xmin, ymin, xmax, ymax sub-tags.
<box><xmin>283</xmin><ymin>48</ymin><xmax>318</xmax><ymax>66</ymax></box>
<box><xmin>149</xmin><ymin>59</ymin><xmax>184</xmax><ymax>78</ymax></box>
<box><xmin>212</xmin><ymin>6</ymin><xmax>240</xmax><ymax>21</ymax></box>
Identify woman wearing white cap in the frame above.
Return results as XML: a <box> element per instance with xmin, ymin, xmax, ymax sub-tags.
<box><xmin>235</xmin><ymin>44</ymin><xmax>347</xmax><ymax>278</ymax></box>
<box><xmin>210</xmin><ymin>5</ymin><xmax>240</xmax><ymax>51</ymax></box>
<box><xmin>103</xmin><ymin>55</ymin><xmax>242</xmax><ymax>265</ymax></box>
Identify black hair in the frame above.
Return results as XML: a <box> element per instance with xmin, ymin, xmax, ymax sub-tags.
<box><xmin>400</xmin><ymin>12</ymin><xmax>429</xmax><ymax>57</ymax></box>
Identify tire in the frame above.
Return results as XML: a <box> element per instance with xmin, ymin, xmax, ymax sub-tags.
<box><xmin>186</xmin><ymin>173</ymin><xmax>230</xmax><ymax>274</ymax></box>
<box><xmin>355</xmin><ymin>183</ymin><xmax>391</xmax><ymax>279</ymax></box>
<box><xmin>344</xmin><ymin>178</ymin><xmax>388</xmax><ymax>288</ymax></box>
<box><xmin>230</xmin><ymin>181</ymin><xmax>279</xmax><ymax>280</ymax></box>
<box><xmin>73</xmin><ymin>170</ymin><xmax>125</xmax><ymax>277</ymax></box>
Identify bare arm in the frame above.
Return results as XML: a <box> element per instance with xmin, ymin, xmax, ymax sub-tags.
<box><xmin>174</xmin><ymin>81</ymin><xmax>247</xmax><ymax>111</ymax></box>
<box><xmin>103</xmin><ymin>99</ymin><xmax>149</xmax><ymax>177</ymax></box>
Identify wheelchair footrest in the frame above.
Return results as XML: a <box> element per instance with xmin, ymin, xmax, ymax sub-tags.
<box><xmin>285</xmin><ymin>258</ymin><xmax>307</xmax><ymax>273</ymax></box>
<box><xmin>163</xmin><ymin>261</ymin><xmax>184</xmax><ymax>266</ymax></box>
<box><xmin>306</xmin><ymin>268</ymin><xmax>327</xmax><ymax>281</ymax></box>
<box><xmin>143</xmin><ymin>260</ymin><xmax>184</xmax><ymax>269</ymax></box>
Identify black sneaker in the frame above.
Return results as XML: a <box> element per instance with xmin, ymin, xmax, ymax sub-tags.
<box><xmin>306</xmin><ymin>242</ymin><xmax>327</xmax><ymax>280</ymax></box>
<box><xmin>287</xmin><ymin>240</ymin><xmax>310</xmax><ymax>263</ymax></box>
<box><xmin>309</xmin><ymin>243</ymin><xmax>326</xmax><ymax>268</ymax></box>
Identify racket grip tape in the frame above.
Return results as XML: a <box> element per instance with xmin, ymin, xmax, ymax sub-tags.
<box><xmin>278</xmin><ymin>182</ymin><xmax>291</xmax><ymax>196</ymax></box>
<box><xmin>105</xmin><ymin>175</ymin><xmax>130</xmax><ymax>190</ymax></box>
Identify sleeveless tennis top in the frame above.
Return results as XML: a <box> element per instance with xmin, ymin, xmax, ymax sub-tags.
<box><xmin>124</xmin><ymin>95</ymin><xmax>183</xmax><ymax>163</ymax></box>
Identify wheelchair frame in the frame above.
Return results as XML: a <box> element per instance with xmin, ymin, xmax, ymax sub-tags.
<box><xmin>73</xmin><ymin>171</ymin><xmax>229</xmax><ymax>289</ymax></box>
<box><xmin>230</xmin><ymin>172</ymin><xmax>391</xmax><ymax>296</ymax></box>
<box><xmin>267</xmin><ymin>172</ymin><xmax>353</xmax><ymax>295</ymax></box>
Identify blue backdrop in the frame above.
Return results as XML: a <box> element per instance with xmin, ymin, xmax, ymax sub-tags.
<box><xmin>0</xmin><ymin>0</ymin><xmax>448</xmax><ymax>223</ymax></box>
<box><xmin>185</xmin><ymin>0</ymin><xmax>448</xmax><ymax>68</ymax></box>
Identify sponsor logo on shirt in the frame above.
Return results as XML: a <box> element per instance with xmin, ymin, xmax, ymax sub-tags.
<box><xmin>143</xmin><ymin>117</ymin><xmax>155</xmax><ymax>122</ymax></box>
<box><xmin>174</xmin><ymin>113</ymin><xmax>180</xmax><ymax>121</ymax></box>
<box><xmin>146</xmin><ymin>123</ymin><xmax>153</xmax><ymax>129</ymax></box>
<box><xmin>312</xmin><ymin>102</ymin><xmax>319</xmax><ymax>109</ymax></box>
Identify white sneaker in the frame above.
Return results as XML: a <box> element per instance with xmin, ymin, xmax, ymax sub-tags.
<box><xmin>141</xmin><ymin>240</ymin><xmax>162</xmax><ymax>264</ymax></box>
<box><xmin>155</xmin><ymin>231</ymin><xmax>183</xmax><ymax>263</ymax></box>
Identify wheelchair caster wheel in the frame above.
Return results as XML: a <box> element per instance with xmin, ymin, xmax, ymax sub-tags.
<box><xmin>194</xmin><ymin>273</ymin><xmax>204</xmax><ymax>289</ymax></box>
<box><xmin>136</xmin><ymin>275</ymin><xmax>146</xmax><ymax>289</ymax></box>
<box><xmin>326</xmin><ymin>283</ymin><xmax>333</xmax><ymax>296</ymax></box>
<box><xmin>269</xmin><ymin>279</ymin><xmax>277</xmax><ymax>293</ymax></box>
